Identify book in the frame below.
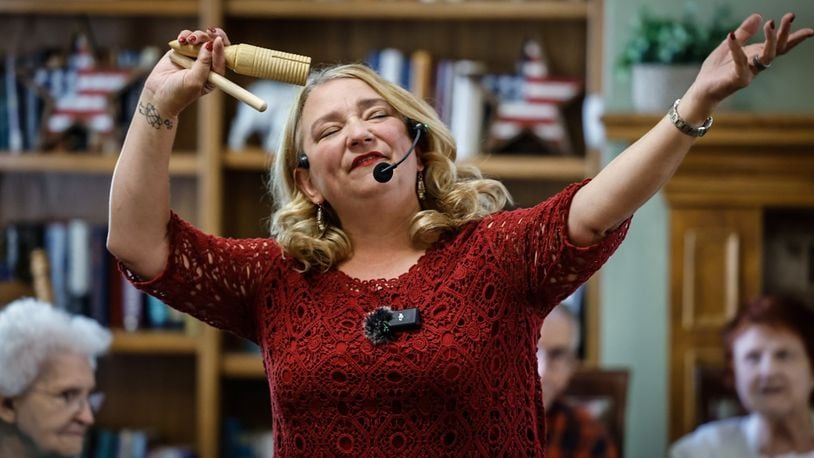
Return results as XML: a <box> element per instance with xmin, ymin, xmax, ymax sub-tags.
<box><xmin>45</xmin><ymin>221</ymin><xmax>68</xmax><ymax>310</ymax></box>
<box><xmin>4</xmin><ymin>54</ymin><xmax>23</xmax><ymax>153</ymax></box>
<box><xmin>67</xmin><ymin>219</ymin><xmax>91</xmax><ymax>316</ymax></box>
<box><xmin>409</xmin><ymin>49</ymin><xmax>433</xmax><ymax>101</ymax></box>
<box><xmin>450</xmin><ymin>60</ymin><xmax>487</xmax><ymax>160</ymax></box>
<box><xmin>121</xmin><ymin>276</ymin><xmax>144</xmax><ymax>332</ymax></box>
<box><xmin>89</xmin><ymin>225</ymin><xmax>110</xmax><ymax>326</ymax></box>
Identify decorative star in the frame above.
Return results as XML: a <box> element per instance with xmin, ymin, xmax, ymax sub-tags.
<box><xmin>488</xmin><ymin>39</ymin><xmax>583</xmax><ymax>155</ymax></box>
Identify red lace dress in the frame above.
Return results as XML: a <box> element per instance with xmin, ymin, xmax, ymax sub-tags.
<box><xmin>125</xmin><ymin>181</ymin><xmax>629</xmax><ymax>457</ymax></box>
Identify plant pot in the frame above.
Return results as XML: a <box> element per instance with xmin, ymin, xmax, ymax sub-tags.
<box><xmin>631</xmin><ymin>63</ymin><xmax>700</xmax><ymax>113</ymax></box>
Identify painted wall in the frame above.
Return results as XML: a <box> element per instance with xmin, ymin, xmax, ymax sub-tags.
<box><xmin>599</xmin><ymin>1</ymin><xmax>814</xmax><ymax>457</ymax></box>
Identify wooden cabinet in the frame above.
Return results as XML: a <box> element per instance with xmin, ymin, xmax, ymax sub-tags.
<box><xmin>1</xmin><ymin>1</ymin><xmax>603</xmax><ymax>456</ymax></box>
<box><xmin>605</xmin><ymin>113</ymin><xmax>814</xmax><ymax>441</ymax></box>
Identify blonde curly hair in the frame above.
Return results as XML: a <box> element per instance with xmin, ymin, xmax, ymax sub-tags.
<box><xmin>271</xmin><ymin>63</ymin><xmax>511</xmax><ymax>272</ymax></box>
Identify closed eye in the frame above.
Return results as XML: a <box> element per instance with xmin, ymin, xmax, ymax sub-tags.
<box><xmin>367</xmin><ymin>109</ymin><xmax>389</xmax><ymax>120</ymax></box>
<box><xmin>318</xmin><ymin>125</ymin><xmax>341</xmax><ymax>140</ymax></box>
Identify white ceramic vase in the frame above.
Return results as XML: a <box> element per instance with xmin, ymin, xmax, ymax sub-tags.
<box><xmin>631</xmin><ymin>63</ymin><xmax>700</xmax><ymax>113</ymax></box>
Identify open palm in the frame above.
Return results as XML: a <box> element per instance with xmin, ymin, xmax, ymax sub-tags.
<box><xmin>692</xmin><ymin>13</ymin><xmax>813</xmax><ymax>104</ymax></box>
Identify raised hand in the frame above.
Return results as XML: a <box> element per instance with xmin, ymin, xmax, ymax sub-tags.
<box><xmin>142</xmin><ymin>27</ymin><xmax>232</xmax><ymax>117</ymax></box>
<box><xmin>689</xmin><ymin>13</ymin><xmax>813</xmax><ymax>106</ymax></box>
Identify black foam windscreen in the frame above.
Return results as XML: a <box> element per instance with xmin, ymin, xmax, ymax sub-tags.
<box><xmin>297</xmin><ymin>153</ymin><xmax>309</xmax><ymax>169</ymax></box>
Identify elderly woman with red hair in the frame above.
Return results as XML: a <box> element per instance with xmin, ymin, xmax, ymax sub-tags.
<box><xmin>671</xmin><ymin>295</ymin><xmax>814</xmax><ymax>457</ymax></box>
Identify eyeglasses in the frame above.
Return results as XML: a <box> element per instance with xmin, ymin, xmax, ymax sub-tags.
<box><xmin>537</xmin><ymin>347</ymin><xmax>576</xmax><ymax>369</ymax></box>
<box><xmin>30</xmin><ymin>388</ymin><xmax>105</xmax><ymax>414</ymax></box>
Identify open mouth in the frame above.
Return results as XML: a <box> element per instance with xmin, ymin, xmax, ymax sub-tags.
<box><xmin>351</xmin><ymin>152</ymin><xmax>386</xmax><ymax>170</ymax></box>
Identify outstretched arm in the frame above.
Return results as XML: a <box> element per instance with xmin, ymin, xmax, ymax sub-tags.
<box><xmin>567</xmin><ymin>13</ymin><xmax>813</xmax><ymax>246</ymax></box>
<box><xmin>108</xmin><ymin>28</ymin><xmax>231</xmax><ymax>278</ymax></box>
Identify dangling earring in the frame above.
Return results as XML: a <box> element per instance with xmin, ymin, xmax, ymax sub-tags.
<box><xmin>416</xmin><ymin>171</ymin><xmax>426</xmax><ymax>202</ymax></box>
<box><xmin>316</xmin><ymin>204</ymin><xmax>326</xmax><ymax>234</ymax></box>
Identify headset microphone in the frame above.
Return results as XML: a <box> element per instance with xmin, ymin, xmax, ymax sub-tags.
<box><xmin>373</xmin><ymin>120</ymin><xmax>428</xmax><ymax>183</ymax></box>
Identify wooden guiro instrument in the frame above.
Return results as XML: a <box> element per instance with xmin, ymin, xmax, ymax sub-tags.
<box><xmin>169</xmin><ymin>40</ymin><xmax>311</xmax><ymax>85</ymax></box>
<box><xmin>168</xmin><ymin>40</ymin><xmax>311</xmax><ymax>112</ymax></box>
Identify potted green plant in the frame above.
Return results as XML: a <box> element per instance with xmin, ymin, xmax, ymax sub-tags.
<box><xmin>617</xmin><ymin>3</ymin><xmax>736</xmax><ymax>112</ymax></box>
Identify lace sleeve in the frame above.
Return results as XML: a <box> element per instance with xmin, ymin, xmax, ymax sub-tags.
<box><xmin>118</xmin><ymin>212</ymin><xmax>282</xmax><ymax>342</ymax></box>
<box><xmin>482</xmin><ymin>179</ymin><xmax>630</xmax><ymax>316</ymax></box>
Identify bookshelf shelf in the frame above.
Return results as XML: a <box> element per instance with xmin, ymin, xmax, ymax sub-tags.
<box><xmin>223</xmin><ymin>150</ymin><xmax>273</xmax><ymax>171</ymax></box>
<box><xmin>110</xmin><ymin>329</ymin><xmax>200</xmax><ymax>354</ymax></box>
<box><xmin>221</xmin><ymin>352</ymin><xmax>265</xmax><ymax>378</ymax></box>
<box><xmin>604</xmin><ymin>113</ymin><xmax>814</xmax><ymax>146</ymax></box>
<box><xmin>227</xmin><ymin>0</ymin><xmax>589</xmax><ymax>20</ymax></box>
<box><xmin>223</xmin><ymin>149</ymin><xmax>589</xmax><ymax>181</ymax></box>
<box><xmin>468</xmin><ymin>154</ymin><xmax>589</xmax><ymax>181</ymax></box>
<box><xmin>0</xmin><ymin>152</ymin><xmax>200</xmax><ymax>176</ymax></box>
<box><xmin>0</xmin><ymin>0</ymin><xmax>198</xmax><ymax>15</ymax></box>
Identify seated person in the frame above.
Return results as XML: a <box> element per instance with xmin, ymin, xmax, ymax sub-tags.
<box><xmin>0</xmin><ymin>298</ymin><xmax>111</xmax><ymax>458</ymax></box>
<box><xmin>671</xmin><ymin>295</ymin><xmax>814</xmax><ymax>457</ymax></box>
<box><xmin>538</xmin><ymin>305</ymin><xmax>618</xmax><ymax>458</ymax></box>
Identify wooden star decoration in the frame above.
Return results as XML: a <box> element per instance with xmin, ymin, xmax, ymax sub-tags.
<box><xmin>488</xmin><ymin>39</ymin><xmax>583</xmax><ymax>155</ymax></box>
<box><xmin>20</xmin><ymin>33</ymin><xmax>149</xmax><ymax>154</ymax></box>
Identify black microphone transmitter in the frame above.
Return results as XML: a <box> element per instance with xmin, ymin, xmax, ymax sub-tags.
<box><xmin>388</xmin><ymin>307</ymin><xmax>421</xmax><ymax>331</ymax></box>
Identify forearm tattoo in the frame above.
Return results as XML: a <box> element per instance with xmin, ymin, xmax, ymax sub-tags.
<box><xmin>138</xmin><ymin>102</ymin><xmax>174</xmax><ymax>130</ymax></box>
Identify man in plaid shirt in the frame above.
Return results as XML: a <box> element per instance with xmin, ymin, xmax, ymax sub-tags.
<box><xmin>538</xmin><ymin>306</ymin><xmax>618</xmax><ymax>458</ymax></box>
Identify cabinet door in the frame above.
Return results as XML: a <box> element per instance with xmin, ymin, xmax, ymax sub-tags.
<box><xmin>668</xmin><ymin>208</ymin><xmax>762</xmax><ymax>440</ymax></box>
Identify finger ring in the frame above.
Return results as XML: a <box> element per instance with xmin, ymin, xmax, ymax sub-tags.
<box><xmin>752</xmin><ymin>54</ymin><xmax>771</xmax><ymax>72</ymax></box>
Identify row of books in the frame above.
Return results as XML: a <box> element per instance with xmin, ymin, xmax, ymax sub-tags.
<box><xmin>82</xmin><ymin>428</ymin><xmax>194</xmax><ymax>458</ymax></box>
<box><xmin>1</xmin><ymin>219</ymin><xmax>192</xmax><ymax>333</ymax></box>
<box><xmin>222</xmin><ymin>417</ymin><xmax>274</xmax><ymax>458</ymax></box>
<box><xmin>365</xmin><ymin>47</ymin><xmax>489</xmax><ymax>160</ymax></box>
<box><xmin>364</xmin><ymin>44</ymin><xmax>583</xmax><ymax>158</ymax></box>
<box><xmin>81</xmin><ymin>416</ymin><xmax>272</xmax><ymax>457</ymax></box>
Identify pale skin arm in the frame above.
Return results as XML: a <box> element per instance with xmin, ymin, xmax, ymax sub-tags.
<box><xmin>107</xmin><ymin>28</ymin><xmax>231</xmax><ymax>279</ymax></box>
<box><xmin>567</xmin><ymin>13</ymin><xmax>814</xmax><ymax>246</ymax></box>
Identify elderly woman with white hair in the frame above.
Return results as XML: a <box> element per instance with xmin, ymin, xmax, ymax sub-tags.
<box><xmin>0</xmin><ymin>298</ymin><xmax>111</xmax><ymax>458</ymax></box>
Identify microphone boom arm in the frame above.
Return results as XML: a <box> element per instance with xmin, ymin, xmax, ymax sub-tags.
<box><xmin>373</xmin><ymin>125</ymin><xmax>424</xmax><ymax>183</ymax></box>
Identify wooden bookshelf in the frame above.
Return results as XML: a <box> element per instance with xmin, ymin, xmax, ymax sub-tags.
<box><xmin>468</xmin><ymin>154</ymin><xmax>590</xmax><ymax>180</ymax></box>
<box><xmin>0</xmin><ymin>0</ymin><xmax>198</xmax><ymax>15</ymax></box>
<box><xmin>226</xmin><ymin>0</ymin><xmax>589</xmax><ymax>19</ymax></box>
<box><xmin>111</xmin><ymin>329</ymin><xmax>200</xmax><ymax>354</ymax></box>
<box><xmin>221</xmin><ymin>352</ymin><xmax>265</xmax><ymax>378</ymax></box>
<box><xmin>0</xmin><ymin>152</ymin><xmax>199</xmax><ymax>175</ymax></box>
<box><xmin>0</xmin><ymin>2</ymin><xmax>604</xmax><ymax>456</ymax></box>
<box><xmin>223</xmin><ymin>149</ymin><xmax>273</xmax><ymax>171</ymax></box>
<box><xmin>603</xmin><ymin>112</ymin><xmax>814</xmax><ymax>146</ymax></box>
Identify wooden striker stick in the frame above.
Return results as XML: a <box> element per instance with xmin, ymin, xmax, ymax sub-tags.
<box><xmin>168</xmin><ymin>51</ymin><xmax>268</xmax><ymax>112</ymax></box>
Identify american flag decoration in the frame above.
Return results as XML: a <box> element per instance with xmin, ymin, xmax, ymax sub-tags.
<box><xmin>489</xmin><ymin>39</ymin><xmax>582</xmax><ymax>155</ymax></box>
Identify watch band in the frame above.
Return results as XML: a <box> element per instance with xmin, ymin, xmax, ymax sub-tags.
<box><xmin>667</xmin><ymin>98</ymin><xmax>713</xmax><ymax>137</ymax></box>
